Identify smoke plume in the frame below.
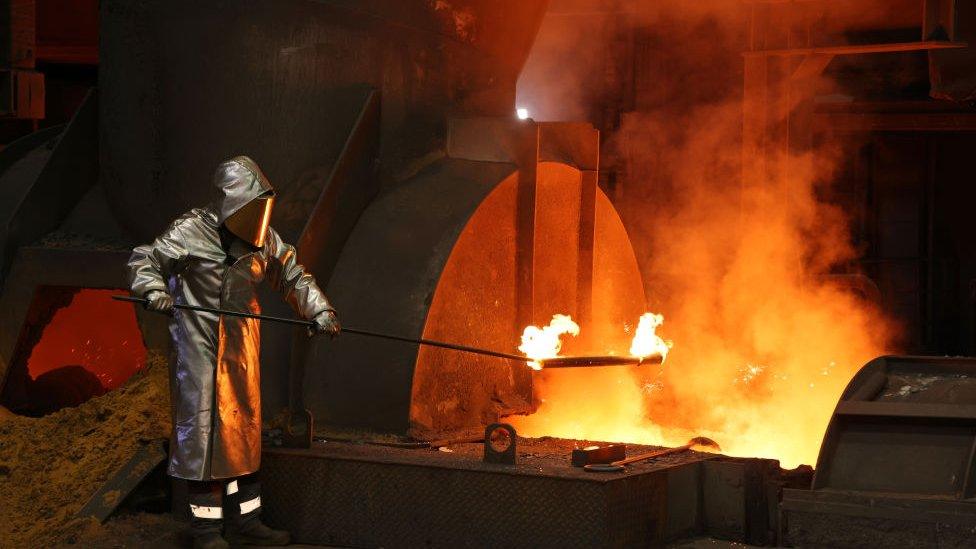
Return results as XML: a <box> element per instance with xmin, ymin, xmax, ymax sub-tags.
<box><xmin>513</xmin><ymin>0</ymin><xmax>896</xmax><ymax>467</ymax></box>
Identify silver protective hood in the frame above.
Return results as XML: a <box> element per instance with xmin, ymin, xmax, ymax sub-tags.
<box><xmin>215</xmin><ymin>156</ymin><xmax>274</xmax><ymax>224</ymax></box>
<box><xmin>215</xmin><ymin>156</ymin><xmax>275</xmax><ymax>247</ymax></box>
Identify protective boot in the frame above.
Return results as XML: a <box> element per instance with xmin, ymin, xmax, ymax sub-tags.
<box><xmin>223</xmin><ymin>473</ymin><xmax>291</xmax><ymax>546</ymax></box>
<box><xmin>193</xmin><ymin>532</ymin><xmax>230</xmax><ymax>549</ymax></box>
<box><xmin>225</xmin><ymin>521</ymin><xmax>291</xmax><ymax>546</ymax></box>
<box><xmin>188</xmin><ymin>480</ymin><xmax>230</xmax><ymax>549</ymax></box>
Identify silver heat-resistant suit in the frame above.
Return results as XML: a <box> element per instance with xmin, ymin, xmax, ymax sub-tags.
<box><xmin>127</xmin><ymin>156</ymin><xmax>334</xmax><ymax>481</ymax></box>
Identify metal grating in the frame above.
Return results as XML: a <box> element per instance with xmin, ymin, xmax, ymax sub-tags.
<box><xmin>261</xmin><ymin>445</ymin><xmax>682</xmax><ymax>548</ymax></box>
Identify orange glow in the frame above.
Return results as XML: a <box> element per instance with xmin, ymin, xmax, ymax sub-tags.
<box><xmin>512</xmin><ymin>144</ymin><xmax>894</xmax><ymax>468</ymax></box>
<box><xmin>410</xmin><ymin>164</ymin><xmax>650</xmax><ymax>436</ymax></box>
<box><xmin>28</xmin><ymin>289</ymin><xmax>147</xmax><ymax>390</ymax></box>
<box><xmin>512</xmin><ymin>37</ymin><xmax>892</xmax><ymax>468</ymax></box>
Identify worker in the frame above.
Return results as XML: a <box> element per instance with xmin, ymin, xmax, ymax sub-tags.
<box><xmin>127</xmin><ymin>156</ymin><xmax>340</xmax><ymax>549</ymax></box>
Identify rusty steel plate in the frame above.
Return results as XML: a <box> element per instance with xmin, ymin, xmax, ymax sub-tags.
<box><xmin>260</xmin><ymin>440</ymin><xmax>714</xmax><ymax>548</ymax></box>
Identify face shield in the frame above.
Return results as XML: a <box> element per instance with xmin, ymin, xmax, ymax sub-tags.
<box><xmin>223</xmin><ymin>192</ymin><xmax>275</xmax><ymax>248</ymax></box>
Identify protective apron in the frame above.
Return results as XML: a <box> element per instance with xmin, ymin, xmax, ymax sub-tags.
<box><xmin>128</xmin><ymin>156</ymin><xmax>332</xmax><ymax>480</ymax></box>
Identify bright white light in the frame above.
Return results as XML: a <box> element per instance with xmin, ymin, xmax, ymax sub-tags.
<box><xmin>516</xmin><ymin>107</ymin><xmax>529</xmax><ymax>120</ymax></box>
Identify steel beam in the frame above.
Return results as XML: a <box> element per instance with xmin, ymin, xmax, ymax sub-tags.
<box><xmin>814</xmin><ymin>111</ymin><xmax>976</xmax><ymax>132</ymax></box>
<box><xmin>924</xmin><ymin>0</ymin><xmax>956</xmax><ymax>41</ymax></box>
<box><xmin>743</xmin><ymin>40</ymin><xmax>967</xmax><ymax>57</ymax></box>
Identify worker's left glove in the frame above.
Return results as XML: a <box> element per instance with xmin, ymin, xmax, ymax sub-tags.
<box><xmin>309</xmin><ymin>309</ymin><xmax>341</xmax><ymax>338</ymax></box>
<box><xmin>144</xmin><ymin>290</ymin><xmax>174</xmax><ymax>315</ymax></box>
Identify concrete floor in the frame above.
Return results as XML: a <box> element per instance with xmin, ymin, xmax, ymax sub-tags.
<box><xmin>668</xmin><ymin>539</ymin><xmax>757</xmax><ymax>548</ymax></box>
<box><xmin>227</xmin><ymin>540</ymin><xmax>755</xmax><ymax>548</ymax></box>
<box><xmin>89</xmin><ymin>511</ymin><xmax>760</xmax><ymax>548</ymax></box>
<box><xmin>96</xmin><ymin>536</ymin><xmax>759</xmax><ymax>548</ymax></box>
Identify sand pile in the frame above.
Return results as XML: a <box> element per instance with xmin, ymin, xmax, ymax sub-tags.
<box><xmin>0</xmin><ymin>353</ymin><xmax>171</xmax><ymax>547</ymax></box>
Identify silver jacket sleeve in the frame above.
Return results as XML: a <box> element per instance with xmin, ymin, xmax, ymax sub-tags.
<box><xmin>265</xmin><ymin>226</ymin><xmax>334</xmax><ymax>320</ymax></box>
<box><xmin>127</xmin><ymin>219</ymin><xmax>190</xmax><ymax>297</ymax></box>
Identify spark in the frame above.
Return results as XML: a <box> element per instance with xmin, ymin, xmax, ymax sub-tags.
<box><xmin>734</xmin><ymin>363</ymin><xmax>765</xmax><ymax>384</ymax></box>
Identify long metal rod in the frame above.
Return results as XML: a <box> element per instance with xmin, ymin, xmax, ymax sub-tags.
<box><xmin>112</xmin><ymin>295</ymin><xmax>528</xmax><ymax>362</ymax></box>
<box><xmin>614</xmin><ymin>436</ymin><xmax>721</xmax><ymax>466</ymax></box>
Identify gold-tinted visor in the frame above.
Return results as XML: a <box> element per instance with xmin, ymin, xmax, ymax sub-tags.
<box><xmin>224</xmin><ymin>194</ymin><xmax>274</xmax><ymax>248</ymax></box>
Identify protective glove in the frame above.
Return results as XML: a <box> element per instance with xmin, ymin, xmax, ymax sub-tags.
<box><xmin>145</xmin><ymin>290</ymin><xmax>174</xmax><ymax>315</ymax></box>
<box><xmin>309</xmin><ymin>309</ymin><xmax>341</xmax><ymax>338</ymax></box>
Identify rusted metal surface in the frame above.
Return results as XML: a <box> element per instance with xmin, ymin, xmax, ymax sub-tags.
<box><xmin>929</xmin><ymin>0</ymin><xmax>976</xmax><ymax>102</ymax></box>
<box><xmin>99</xmin><ymin>0</ymin><xmax>551</xmax><ymax>242</ymax></box>
<box><xmin>703</xmin><ymin>458</ymin><xmax>782</xmax><ymax>546</ymax></box>
<box><xmin>0</xmin><ymin>89</ymin><xmax>96</xmax><ymax>286</ymax></box>
<box><xmin>294</xmin><ymin>89</ymin><xmax>381</xmax><ymax>288</ymax></box>
<box><xmin>537</xmin><ymin>122</ymin><xmax>600</xmax><ymax>171</ymax></box>
<box><xmin>616</xmin><ymin>438</ymin><xmax>720</xmax><ymax>467</ymax></box>
<box><xmin>576</xmin><ymin>169</ymin><xmax>597</xmax><ymax>326</ymax></box>
<box><xmin>515</xmin><ymin>124</ymin><xmax>539</xmax><ymax>334</ymax></box>
<box><xmin>408</xmin><ymin>157</ymin><xmax>528</xmax><ymax>437</ymax></box>
<box><xmin>572</xmin><ymin>444</ymin><xmax>626</xmax><ymax>467</ymax></box>
<box><xmin>261</xmin><ymin>439</ymin><xmax>717</xmax><ymax>548</ymax></box>
<box><xmin>308</xmin><ymin>158</ymin><xmax>521</xmax><ymax>434</ymax></box>
<box><xmin>743</xmin><ymin>40</ymin><xmax>966</xmax><ymax>57</ymax></box>
<box><xmin>317</xmin><ymin>118</ymin><xmax>642</xmax><ymax>438</ymax></box>
<box><xmin>444</xmin><ymin>118</ymin><xmax>607</xmax><ymax>331</ymax></box>
<box><xmin>483</xmin><ymin>423</ymin><xmax>517</xmax><ymax>465</ymax></box>
<box><xmin>0</xmin><ymin>70</ymin><xmax>44</xmax><ymax>119</ymax></box>
<box><xmin>783</xmin><ymin>488</ymin><xmax>976</xmax><ymax>548</ymax></box>
<box><xmin>76</xmin><ymin>439</ymin><xmax>167</xmax><ymax>522</ymax></box>
<box><xmin>784</xmin><ymin>355</ymin><xmax>976</xmax><ymax>547</ymax></box>
<box><xmin>813</xmin><ymin>356</ymin><xmax>976</xmax><ymax>497</ymax></box>
<box><xmin>815</xmin><ymin>111</ymin><xmax>976</xmax><ymax>132</ymax></box>
<box><xmin>260</xmin><ymin>438</ymin><xmax>795</xmax><ymax>546</ymax></box>
<box><xmin>585</xmin><ymin>438</ymin><xmax>721</xmax><ymax>474</ymax></box>
<box><xmin>1</xmin><ymin>0</ymin><xmax>36</xmax><ymax>69</ymax></box>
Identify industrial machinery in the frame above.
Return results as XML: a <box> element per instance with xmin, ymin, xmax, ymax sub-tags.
<box><xmin>783</xmin><ymin>355</ymin><xmax>976</xmax><ymax>547</ymax></box>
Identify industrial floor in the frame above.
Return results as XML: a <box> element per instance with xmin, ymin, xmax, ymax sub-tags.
<box><xmin>80</xmin><ymin>510</ymin><xmax>756</xmax><ymax>548</ymax></box>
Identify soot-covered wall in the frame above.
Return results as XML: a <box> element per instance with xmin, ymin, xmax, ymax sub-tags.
<box><xmin>98</xmin><ymin>0</ymin><xmax>550</xmax><ymax>419</ymax></box>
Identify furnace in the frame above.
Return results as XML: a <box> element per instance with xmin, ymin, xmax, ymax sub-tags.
<box><xmin>310</xmin><ymin>117</ymin><xmax>648</xmax><ymax>439</ymax></box>
<box><xmin>4</xmin><ymin>0</ymin><xmax>976</xmax><ymax>547</ymax></box>
<box><xmin>0</xmin><ymin>287</ymin><xmax>146</xmax><ymax>416</ymax></box>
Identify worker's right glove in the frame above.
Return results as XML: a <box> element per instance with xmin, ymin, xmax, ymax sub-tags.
<box><xmin>145</xmin><ymin>290</ymin><xmax>174</xmax><ymax>315</ymax></box>
<box><xmin>309</xmin><ymin>309</ymin><xmax>341</xmax><ymax>338</ymax></box>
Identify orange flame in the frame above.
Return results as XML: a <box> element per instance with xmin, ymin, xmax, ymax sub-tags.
<box><xmin>518</xmin><ymin>314</ymin><xmax>580</xmax><ymax>369</ymax></box>
<box><xmin>629</xmin><ymin>312</ymin><xmax>672</xmax><ymax>361</ymax></box>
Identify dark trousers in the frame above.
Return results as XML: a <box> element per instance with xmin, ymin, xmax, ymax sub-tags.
<box><xmin>187</xmin><ymin>472</ymin><xmax>262</xmax><ymax>536</ymax></box>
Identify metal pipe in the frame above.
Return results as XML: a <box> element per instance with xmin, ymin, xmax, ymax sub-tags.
<box><xmin>112</xmin><ymin>295</ymin><xmax>661</xmax><ymax>368</ymax></box>
<box><xmin>113</xmin><ymin>295</ymin><xmax>528</xmax><ymax>362</ymax></box>
<box><xmin>538</xmin><ymin>355</ymin><xmax>660</xmax><ymax>367</ymax></box>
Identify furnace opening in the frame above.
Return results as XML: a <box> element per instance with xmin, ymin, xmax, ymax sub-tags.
<box><xmin>0</xmin><ymin>287</ymin><xmax>147</xmax><ymax>416</ymax></box>
<box><xmin>409</xmin><ymin>160</ymin><xmax>647</xmax><ymax>437</ymax></box>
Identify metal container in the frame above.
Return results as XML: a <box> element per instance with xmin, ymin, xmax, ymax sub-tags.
<box><xmin>783</xmin><ymin>355</ymin><xmax>976</xmax><ymax>547</ymax></box>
